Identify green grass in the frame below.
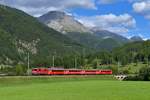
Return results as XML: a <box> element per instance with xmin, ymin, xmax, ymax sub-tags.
<box><xmin>0</xmin><ymin>76</ymin><xmax>150</xmax><ymax>100</ymax></box>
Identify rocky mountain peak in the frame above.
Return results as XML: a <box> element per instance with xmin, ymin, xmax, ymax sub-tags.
<box><xmin>38</xmin><ymin>11</ymin><xmax>91</xmax><ymax>34</ymax></box>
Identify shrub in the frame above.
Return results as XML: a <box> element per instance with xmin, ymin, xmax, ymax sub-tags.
<box><xmin>139</xmin><ymin>67</ymin><xmax>150</xmax><ymax>81</ymax></box>
<box><xmin>124</xmin><ymin>67</ymin><xmax>150</xmax><ymax>81</ymax></box>
<box><xmin>123</xmin><ymin>69</ymin><xmax>130</xmax><ymax>75</ymax></box>
<box><xmin>15</xmin><ymin>64</ymin><xmax>26</xmax><ymax>75</ymax></box>
<box><xmin>124</xmin><ymin>75</ymin><xmax>142</xmax><ymax>81</ymax></box>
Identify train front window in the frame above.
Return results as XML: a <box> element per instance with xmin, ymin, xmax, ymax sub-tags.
<box><xmin>44</xmin><ymin>69</ymin><xmax>48</xmax><ymax>71</ymax></box>
<box><xmin>69</xmin><ymin>70</ymin><xmax>81</xmax><ymax>72</ymax></box>
<box><xmin>32</xmin><ymin>69</ymin><xmax>37</xmax><ymax>71</ymax></box>
<box><xmin>101</xmin><ymin>71</ymin><xmax>111</xmax><ymax>72</ymax></box>
<box><xmin>85</xmin><ymin>70</ymin><xmax>96</xmax><ymax>72</ymax></box>
<box><xmin>52</xmin><ymin>70</ymin><xmax>64</xmax><ymax>72</ymax></box>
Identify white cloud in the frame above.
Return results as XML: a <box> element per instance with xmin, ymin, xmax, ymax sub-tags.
<box><xmin>133</xmin><ymin>1</ymin><xmax>150</xmax><ymax>19</ymax></box>
<box><xmin>97</xmin><ymin>0</ymin><xmax>132</xmax><ymax>4</ymax></box>
<box><xmin>77</xmin><ymin>13</ymin><xmax>136</xmax><ymax>34</ymax></box>
<box><xmin>98</xmin><ymin>0</ymin><xmax>116</xmax><ymax>4</ymax></box>
<box><xmin>129</xmin><ymin>0</ymin><xmax>149</xmax><ymax>2</ymax></box>
<box><xmin>0</xmin><ymin>0</ymin><xmax>96</xmax><ymax>17</ymax></box>
<box><xmin>133</xmin><ymin>1</ymin><xmax>150</xmax><ymax>13</ymax></box>
<box><xmin>98</xmin><ymin>0</ymin><xmax>149</xmax><ymax>4</ymax></box>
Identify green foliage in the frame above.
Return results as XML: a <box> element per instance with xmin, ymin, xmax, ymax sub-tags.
<box><xmin>122</xmin><ymin>69</ymin><xmax>130</xmax><ymax>74</ymax></box>
<box><xmin>139</xmin><ymin>67</ymin><xmax>150</xmax><ymax>81</ymax></box>
<box><xmin>124</xmin><ymin>75</ymin><xmax>141</xmax><ymax>81</ymax></box>
<box><xmin>109</xmin><ymin>66</ymin><xmax>119</xmax><ymax>75</ymax></box>
<box><xmin>124</xmin><ymin>66</ymin><xmax>150</xmax><ymax>81</ymax></box>
<box><xmin>15</xmin><ymin>64</ymin><xmax>26</xmax><ymax>75</ymax></box>
<box><xmin>112</xmin><ymin>41</ymin><xmax>150</xmax><ymax>65</ymax></box>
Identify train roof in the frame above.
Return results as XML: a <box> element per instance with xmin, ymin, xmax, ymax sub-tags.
<box><xmin>32</xmin><ymin>68</ymin><xmax>111</xmax><ymax>71</ymax></box>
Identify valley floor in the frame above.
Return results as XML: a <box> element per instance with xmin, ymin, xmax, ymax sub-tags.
<box><xmin>0</xmin><ymin>76</ymin><xmax>150</xmax><ymax>100</ymax></box>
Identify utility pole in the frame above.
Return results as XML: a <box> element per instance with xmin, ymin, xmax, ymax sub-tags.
<box><xmin>146</xmin><ymin>44</ymin><xmax>149</xmax><ymax>67</ymax></box>
<box><xmin>75</xmin><ymin>56</ymin><xmax>77</xmax><ymax>69</ymax></box>
<box><xmin>96</xmin><ymin>57</ymin><xmax>99</xmax><ymax>68</ymax></box>
<box><xmin>82</xmin><ymin>48</ymin><xmax>86</xmax><ymax>67</ymax></box>
<box><xmin>27</xmin><ymin>52</ymin><xmax>30</xmax><ymax>75</ymax></box>
<box><xmin>52</xmin><ymin>55</ymin><xmax>55</xmax><ymax>67</ymax></box>
<box><xmin>52</xmin><ymin>51</ymin><xmax>56</xmax><ymax>67</ymax></box>
<box><xmin>117</xmin><ymin>61</ymin><xmax>120</xmax><ymax>74</ymax></box>
<box><xmin>82</xmin><ymin>48</ymin><xmax>85</xmax><ymax>58</ymax></box>
<box><xmin>147</xmin><ymin>55</ymin><xmax>149</xmax><ymax>67</ymax></box>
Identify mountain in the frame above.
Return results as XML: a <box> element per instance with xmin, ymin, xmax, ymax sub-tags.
<box><xmin>66</xmin><ymin>32</ymin><xmax>128</xmax><ymax>51</ymax></box>
<box><xmin>39</xmin><ymin>11</ymin><xmax>129</xmax><ymax>51</ymax></box>
<box><xmin>66</xmin><ymin>32</ymin><xmax>101</xmax><ymax>49</ymax></box>
<box><xmin>38</xmin><ymin>11</ymin><xmax>90</xmax><ymax>34</ymax></box>
<box><xmin>130</xmin><ymin>36</ymin><xmax>143</xmax><ymax>42</ymax></box>
<box><xmin>0</xmin><ymin>5</ymin><xmax>84</xmax><ymax>65</ymax></box>
<box><xmin>92</xmin><ymin>29</ymin><xmax>129</xmax><ymax>43</ymax></box>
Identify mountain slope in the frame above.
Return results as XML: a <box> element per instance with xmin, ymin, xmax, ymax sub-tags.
<box><xmin>39</xmin><ymin>11</ymin><xmax>129</xmax><ymax>51</ymax></box>
<box><xmin>130</xmin><ymin>36</ymin><xmax>143</xmax><ymax>42</ymax></box>
<box><xmin>98</xmin><ymin>38</ymin><xmax>122</xmax><ymax>51</ymax></box>
<box><xmin>66</xmin><ymin>32</ymin><xmax>125</xmax><ymax>51</ymax></box>
<box><xmin>0</xmin><ymin>5</ymin><xmax>83</xmax><ymax>65</ymax></box>
<box><xmin>66</xmin><ymin>32</ymin><xmax>101</xmax><ymax>49</ymax></box>
<box><xmin>92</xmin><ymin>29</ymin><xmax>129</xmax><ymax>43</ymax></box>
<box><xmin>38</xmin><ymin>11</ymin><xmax>90</xmax><ymax>33</ymax></box>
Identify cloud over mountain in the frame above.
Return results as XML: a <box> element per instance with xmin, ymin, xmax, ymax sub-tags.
<box><xmin>77</xmin><ymin>13</ymin><xmax>136</xmax><ymax>34</ymax></box>
<box><xmin>0</xmin><ymin>0</ymin><xmax>96</xmax><ymax>16</ymax></box>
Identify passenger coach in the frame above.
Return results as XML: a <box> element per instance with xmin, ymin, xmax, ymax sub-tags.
<box><xmin>32</xmin><ymin>68</ymin><xmax>112</xmax><ymax>75</ymax></box>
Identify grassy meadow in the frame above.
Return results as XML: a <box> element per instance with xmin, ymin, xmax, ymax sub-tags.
<box><xmin>0</xmin><ymin>76</ymin><xmax>150</xmax><ymax>100</ymax></box>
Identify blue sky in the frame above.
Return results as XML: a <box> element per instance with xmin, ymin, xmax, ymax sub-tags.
<box><xmin>70</xmin><ymin>0</ymin><xmax>150</xmax><ymax>39</ymax></box>
<box><xmin>0</xmin><ymin>0</ymin><xmax>150</xmax><ymax>39</ymax></box>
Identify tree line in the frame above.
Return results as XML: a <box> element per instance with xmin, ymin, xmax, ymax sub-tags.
<box><xmin>0</xmin><ymin>40</ymin><xmax>150</xmax><ymax>76</ymax></box>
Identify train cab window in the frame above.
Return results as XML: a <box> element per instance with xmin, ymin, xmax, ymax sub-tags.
<box><xmin>52</xmin><ymin>70</ymin><xmax>64</xmax><ymax>72</ymax></box>
<box><xmin>85</xmin><ymin>70</ymin><xmax>96</xmax><ymax>72</ymax></box>
<box><xmin>44</xmin><ymin>69</ymin><xmax>48</xmax><ymax>71</ymax></box>
<box><xmin>69</xmin><ymin>70</ymin><xmax>81</xmax><ymax>72</ymax></box>
<box><xmin>101</xmin><ymin>70</ymin><xmax>111</xmax><ymax>72</ymax></box>
<box><xmin>32</xmin><ymin>69</ymin><xmax>37</xmax><ymax>71</ymax></box>
<box><xmin>101</xmin><ymin>71</ymin><xmax>106</xmax><ymax>72</ymax></box>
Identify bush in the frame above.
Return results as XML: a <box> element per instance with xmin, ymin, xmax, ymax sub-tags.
<box><xmin>123</xmin><ymin>69</ymin><xmax>130</xmax><ymax>75</ymax></box>
<box><xmin>15</xmin><ymin>64</ymin><xmax>26</xmax><ymax>76</ymax></box>
<box><xmin>139</xmin><ymin>67</ymin><xmax>150</xmax><ymax>81</ymax></box>
<box><xmin>110</xmin><ymin>66</ymin><xmax>118</xmax><ymax>75</ymax></box>
<box><xmin>124</xmin><ymin>67</ymin><xmax>150</xmax><ymax>81</ymax></box>
<box><xmin>124</xmin><ymin>75</ymin><xmax>142</xmax><ymax>81</ymax></box>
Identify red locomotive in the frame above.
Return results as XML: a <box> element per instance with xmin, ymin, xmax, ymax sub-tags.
<box><xmin>32</xmin><ymin>68</ymin><xmax>112</xmax><ymax>75</ymax></box>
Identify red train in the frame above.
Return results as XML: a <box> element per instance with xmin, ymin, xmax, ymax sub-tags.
<box><xmin>32</xmin><ymin>68</ymin><xmax>112</xmax><ymax>75</ymax></box>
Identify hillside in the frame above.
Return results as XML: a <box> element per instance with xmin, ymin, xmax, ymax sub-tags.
<box><xmin>66</xmin><ymin>32</ymin><xmax>123</xmax><ymax>51</ymax></box>
<box><xmin>130</xmin><ymin>36</ymin><xmax>143</xmax><ymax>42</ymax></box>
<box><xmin>0</xmin><ymin>5</ymin><xmax>83</xmax><ymax>66</ymax></box>
<box><xmin>92</xmin><ymin>29</ymin><xmax>129</xmax><ymax>44</ymax></box>
<box><xmin>112</xmin><ymin>40</ymin><xmax>150</xmax><ymax>65</ymax></box>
